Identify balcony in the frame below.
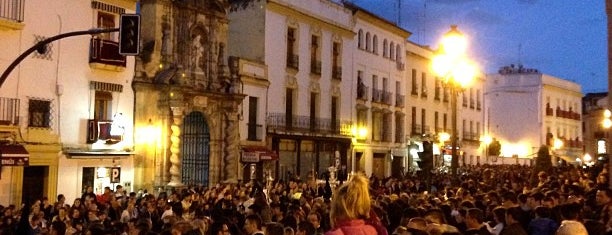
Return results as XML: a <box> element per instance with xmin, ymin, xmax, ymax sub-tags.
<box><xmin>382</xmin><ymin>91</ymin><xmax>392</xmax><ymax>105</ymax></box>
<box><xmin>332</xmin><ymin>66</ymin><xmax>342</xmax><ymax>80</ymax></box>
<box><xmin>371</xmin><ymin>88</ymin><xmax>382</xmax><ymax>103</ymax></box>
<box><xmin>89</xmin><ymin>38</ymin><xmax>126</xmax><ymax>71</ymax></box>
<box><xmin>247</xmin><ymin>123</ymin><xmax>263</xmax><ymax>141</ymax></box>
<box><xmin>287</xmin><ymin>54</ymin><xmax>299</xmax><ymax>69</ymax></box>
<box><xmin>395</xmin><ymin>94</ymin><xmax>404</xmax><ymax>108</ymax></box>
<box><xmin>546</xmin><ymin>107</ymin><xmax>554</xmax><ymax>116</ymax></box>
<box><xmin>476</xmin><ymin>102</ymin><xmax>481</xmax><ymax>110</ymax></box>
<box><xmin>421</xmin><ymin>88</ymin><xmax>428</xmax><ymax>98</ymax></box>
<box><xmin>0</xmin><ymin>0</ymin><xmax>24</xmax><ymax>30</ymax></box>
<box><xmin>411</xmin><ymin>124</ymin><xmax>422</xmax><ymax>135</ymax></box>
<box><xmin>395</xmin><ymin>127</ymin><xmax>404</xmax><ymax>143</ymax></box>
<box><xmin>462</xmin><ymin>131</ymin><xmax>478</xmax><ymax>141</ymax></box>
<box><xmin>266</xmin><ymin>113</ymin><xmax>352</xmax><ymax>136</ymax></box>
<box><xmin>396</xmin><ymin>62</ymin><xmax>405</xmax><ymax>71</ymax></box>
<box><xmin>469</xmin><ymin>99</ymin><xmax>475</xmax><ymax>109</ymax></box>
<box><xmin>310</xmin><ymin>60</ymin><xmax>321</xmax><ymax>75</ymax></box>
<box><xmin>0</xmin><ymin>97</ymin><xmax>19</xmax><ymax>125</ymax></box>
<box><xmin>434</xmin><ymin>87</ymin><xmax>441</xmax><ymax>101</ymax></box>
<box><xmin>86</xmin><ymin>119</ymin><xmax>122</xmax><ymax>144</ymax></box>
<box><xmin>357</xmin><ymin>84</ymin><xmax>369</xmax><ymax>101</ymax></box>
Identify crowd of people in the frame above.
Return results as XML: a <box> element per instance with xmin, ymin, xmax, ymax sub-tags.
<box><xmin>0</xmin><ymin>163</ymin><xmax>611</xmax><ymax>235</ymax></box>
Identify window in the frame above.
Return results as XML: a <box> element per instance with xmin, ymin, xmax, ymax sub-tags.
<box><xmin>286</xmin><ymin>88</ymin><xmax>294</xmax><ymax>128</ymax></box>
<box><xmin>29</xmin><ymin>99</ymin><xmax>51</xmax><ymax>128</ymax></box>
<box><xmin>421</xmin><ymin>72</ymin><xmax>427</xmax><ymax>98</ymax></box>
<box><xmin>247</xmin><ymin>97</ymin><xmax>260</xmax><ymax>141</ymax></box>
<box><xmin>287</xmin><ymin>27</ymin><xmax>298</xmax><ymax>69</ymax></box>
<box><xmin>331</xmin><ymin>96</ymin><xmax>338</xmax><ymax>132</ymax></box>
<box><xmin>434</xmin><ymin>111</ymin><xmax>439</xmax><ymax>132</ymax></box>
<box><xmin>332</xmin><ymin>42</ymin><xmax>341</xmax><ymax>80</ymax></box>
<box><xmin>309</xmin><ymin>92</ymin><xmax>318</xmax><ymax>130</ymax></box>
<box><xmin>395</xmin><ymin>45</ymin><xmax>401</xmax><ymax>61</ymax></box>
<box><xmin>434</xmin><ymin>79</ymin><xmax>441</xmax><ymax>100</ymax></box>
<box><xmin>97</xmin><ymin>11</ymin><xmax>116</xmax><ymax>41</ymax></box>
<box><xmin>365</xmin><ymin>32</ymin><xmax>371</xmax><ymax>52</ymax></box>
<box><xmin>372</xmin><ymin>35</ymin><xmax>378</xmax><ymax>54</ymax></box>
<box><xmin>443</xmin><ymin>113</ymin><xmax>447</xmax><ymax>132</ymax></box>
<box><xmin>95</xmin><ymin>91</ymin><xmax>113</xmax><ymax>120</ymax></box>
<box><xmin>310</xmin><ymin>35</ymin><xmax>321</xmax><ymax>75</ymax></box>
<box><xmin>389</xmin><ymin>42</ymin><xmax>395</xmax><ymax>60</ymax></box>
<box><xmin>411</xmin><ymin>69</ymin><xmax>418</xmax><ymax>95</ymax></box>
<box><xmin>358</xmin><ymin>29</ymin><xmax>363</xmax><ymax>49</ymax></box>
<box><xmin>421</xmin><ymin>108</ymin><xmax>426</xmax><ymax>134</ymax></box>
<box><xmin>383</xmin><ymin>39</ymin><xmax>388</xmax><ymax>57</ymax></box>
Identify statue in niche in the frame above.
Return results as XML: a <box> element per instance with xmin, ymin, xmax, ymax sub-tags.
<box><xmin>190</xmin><ymin>33</ymin><xmax>206</xmax><ymax>75</ymax></box>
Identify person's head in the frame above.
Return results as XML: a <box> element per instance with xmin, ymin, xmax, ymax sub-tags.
<box><xmin>284</xmin><ymin>226</ymin><xmax>295</xmax><ymax>235</ymax></box>
<box><xmin>492</xmin><ymin>206</ymin><xmax>506</xmax><ymax>224</ymax></box>
<box><xmin>307</xmin><ymin>212</ymin><xmax>321</xmax><ymax>229</ymax></box>
<box><xmin>329</xmin><ymin>173</ymin><xmax>371</xmax><ymax>226</ymax></box>
<box><xmin>57</xmin><ymin>194</ymin><xmax>65</xmax><ymax>203</ymax></box>
<box><xmin>172</xmin><ymin>221</ymin><xmax>195</xmax><ymax>235</ymax></box>
<box><xmin>50</xmin><ymin>220</ymin><xmax>67</xmax><ymax>235</ymax></box>
<box><xmin>296</xmin><ymin>221</ymin><xmax>315</xmax><ymax>235</ymax></box>
<box><xmin>596</xmin><ymin>188</ymin><xmax>612</xmax><ymax>206</ymax></box>
<box><xmin>464</xmin><ymin>208</ymin><xmax>484</xmax><ymax>229</ymax></box>
<box><xmin>244</xmin><ymin>214</ymin><xmax>262</xmax><ymax>234</ymax></box>
<box><xmin>264</xmin><ymin>222</ymin><xmax>284</xmax><ymax>235</ymax></box>
<box><xmin>505</xmin><ymin>206</ymin><xmax>523</xmax><ymax>225</ymax></box>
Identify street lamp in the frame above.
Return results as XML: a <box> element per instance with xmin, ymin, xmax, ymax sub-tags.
<box><xmin>432</xmin><ymin>25</ymin><xmax>478</xmax><ymax>176</ymax></box>
<box><xmin>480</xmin><ymin>135</ymin><xmax>492</xmax><ymax>164</ymax></box>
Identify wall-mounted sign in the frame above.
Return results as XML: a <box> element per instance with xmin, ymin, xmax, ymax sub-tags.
<box><xmin>111</xmin><ymin>167</ymin><xmax>121</xmax><ymax>183</ymax></box>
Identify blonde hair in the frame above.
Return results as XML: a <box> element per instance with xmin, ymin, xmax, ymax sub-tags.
<box><xmin>329</xmin><ymin>173</ymin><xmax>371</xmax><ymax>226</ymax></box>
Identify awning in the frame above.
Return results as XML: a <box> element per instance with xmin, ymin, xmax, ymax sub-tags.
<box><xmin>0</xmin><ymin>144</ymin><xmax>29</xmax><ymax>166</ymax></box>
<box><xmin>241</xmin><ymin>146</ymin><xmax>278</xmax><ymax>163</ymax></box>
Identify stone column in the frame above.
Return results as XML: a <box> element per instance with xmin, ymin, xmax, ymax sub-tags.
<box><xmin>224</xmin><ymin>111</ymin><xmax>239</xmax><ymax>182</ymax></box>
<box><xmin>168</xmin><ymin>106</ymin><xmax>184</xmax><ymax>187</ymax></box>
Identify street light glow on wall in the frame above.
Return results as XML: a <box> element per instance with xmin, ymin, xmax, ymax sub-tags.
<box><xmin>431</xmin><ymin>25</ymin><xmax>478</xmax><ymax>176</ymax></box>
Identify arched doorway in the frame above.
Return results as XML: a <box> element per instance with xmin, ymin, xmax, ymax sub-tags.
<box><xmin>181</xmin><ymin>112</ymin><xmax>210</xmax><ymax>186</ymax></box>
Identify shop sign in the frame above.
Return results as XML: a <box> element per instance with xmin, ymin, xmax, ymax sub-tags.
<box><xmin>242</xmin><ymin>151</ymin><xmax>259</xmax><ymax>163</ymax></box>
<box><xmin>1</xmin><ymin>157</ymin><xmax>29</xmax><ymax>166</ymax></box>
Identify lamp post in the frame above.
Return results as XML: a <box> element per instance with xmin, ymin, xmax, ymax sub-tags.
<box><xmin>432</xmin><ymin>25</ymin><xmax>477</xmax><ymax>176</ymax></box>
<box><xmin>480</xmin><ymin>135</ymin><xmax>492</xmax><ymax>164</ymax></box>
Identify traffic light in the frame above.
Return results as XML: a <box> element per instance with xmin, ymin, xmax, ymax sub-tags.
<box><xmin>119</xmin><ymin>14</ymin><xmax>141</xmax><ymax>55</ymax></box>
<box><xmin>418</xmin><ymin>141</ymin><xmax>434</xmax><ymax>170</ymax></box>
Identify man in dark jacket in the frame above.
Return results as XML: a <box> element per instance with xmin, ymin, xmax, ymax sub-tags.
<box><xmin>464</xmin><ymin>208</ymin><xmax>490</xmax><ymax>235</ymax></box>
<box><xmin>500</xmin><ymin>207</ymin><xmax>527</xmax><ymax>235</ymax></box>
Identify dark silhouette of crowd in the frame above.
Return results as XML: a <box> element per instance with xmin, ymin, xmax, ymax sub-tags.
<box><xmin>0</xmin><ymin>163</ymin><xmax>611</xmax><ymax>235</ymax></box>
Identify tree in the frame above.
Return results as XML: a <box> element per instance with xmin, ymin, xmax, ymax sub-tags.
<box><xmin>531</xmin><ymin>145</ymin><xmax>553</xmax><ymax>186</ymax></box>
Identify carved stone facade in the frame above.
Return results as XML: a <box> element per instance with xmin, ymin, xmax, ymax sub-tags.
<box><xmin>133</xmin><ymin>0</ymin><xmax>243</xmax><ymax>189</ymax></box>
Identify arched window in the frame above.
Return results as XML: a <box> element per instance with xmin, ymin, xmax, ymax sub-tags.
<box><xmin>372</xmin><ymin>35</ymin><xmax>378</xmax><ymax>54</ymax></box>
<box><xmin>383</xmin><ymin>39</ymin><xmax>388</xmax><ymax>57</ymax></box>
<box><xmin>358</xmin><ymin>29</ymin><xmax>363</xmax><ymax>49</ymax></box>
<box><xmin>395</xmin><ymin>45</ymin><xmax>401</xmax><ymax>61</ymax></box>
<box><xmin>365</xmin><ymin>32</ymin><xmax>371</xmax><ymax>52</ymax></box>
<box><xmin>389</xmin><ymin>42</ymin><xmax>395</xmax><ymax>60</ymax></box>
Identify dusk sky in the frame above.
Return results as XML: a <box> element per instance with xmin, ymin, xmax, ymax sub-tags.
<box><xmin>351</xmin><ymin>0</ymin><xmax>608</xmax><ymax>93</ymax></box>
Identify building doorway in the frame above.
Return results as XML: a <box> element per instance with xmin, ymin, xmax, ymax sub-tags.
<box><xmin>22</xmin><ymin>166</ymin><xmax>48</xmax><ymax>204</ymax></box>
<box><xmin>372</xmin><ymin>153</ymin><xmax>386</xmax><ymax>178</ymax></box>
<box><xmin>181</xmin><ymin>111</ymin><xmax>210</xmax><ymax>186</ymax></box>
<box><xmin>391</xmin><ymin>156</ymin><xmax>404</xmax><ymax>178</ymax></box>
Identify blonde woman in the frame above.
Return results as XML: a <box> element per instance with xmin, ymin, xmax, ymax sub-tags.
<box><xmin>325</xmin><ymin>173</ymin><xmax>387</xmax><ymax>235</ymax></box>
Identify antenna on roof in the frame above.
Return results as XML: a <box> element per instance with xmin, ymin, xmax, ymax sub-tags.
<box><xmin>518</xmin><ymin>43</ymin><xmax>522</xmax><ymax>66</ymax></box>
<box><xmin>397</xmin><ymin>0</ymin><xmax>401</xmax><ymax>25</ymax></box>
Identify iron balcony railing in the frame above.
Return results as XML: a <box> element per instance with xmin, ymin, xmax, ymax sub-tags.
<box><xmin>0</xmin><ymin>0</ymin><xmax>24</xmax><ymax>22</ymax></box>
<box><xmin>246</xmin><ymin>123</ymin><xmax>263</xmax><ymax>141</ymax></box>
<box><xmin>89</xmin><ymin>38</ymin><xmax>127</xmax><ymax>68</ymax></box>
<box><xmin>332</xmin><ymin>66</ymin><xmax>342</xmax><ymax>80</ymax></box>
<box><xmin>357</xmin><ymin>84</ymin><xmax>369</xmax><ymax>101</ymax></box>
<box><xmin>0</xmin><ymin>97</ymin><xmax>19</xmax><ymax>125</ymax></box>
<box><xmin>371</xmin><ymin>88</ymin><xmax>382</xmax><ymax>103</ymax></box>
<box><xmin>411</xmin><ymin>124</ymin><xmax>422</xmax><ymax>135</ymax></box>
<box><xmin>395</xmin><ymin>94</ymin><xmax>404</xmax><ymax>108</ymax></box>
<box><xmin>310</xmin><ymin>61</ymin><xmax>321</xmax><ymax>75</ymax></box>
<box><xmin>382</xmin><ymin>91</ymin><xmax>392</xmax><ymax>105</ymax></box>
<box><xmin>266</xmin><ymin>113</ymin><xmax>352</xmax><ymax>136</ymax></box>
<box><xmin>287</xmin><ymin>54</ymin><xmax>299</xmax><ymax>69</ymax></box>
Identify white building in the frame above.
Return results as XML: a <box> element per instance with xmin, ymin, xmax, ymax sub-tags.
<box><xmin>229</xmin><ymin>0</ymin><xmax>355</xmax><ymax>181</ymax></box>
<box><xmin>345</xmin><ymin>2</ymin><xmax>410</xmax><ymax>178</ymax></box>
<box><xmin>0</xmin><ymin>0</ymin><xmax>137</xmax><ymax>206</ymax></box>
<box><xmin>404</xmin><ymin>40</ymin><xmax>486</xmax><ymax>171</ymax></box>
<box><xmin>485</xmin><ymin>65</ymin><xmax>583</xmax><ymax>165</ymax></box>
